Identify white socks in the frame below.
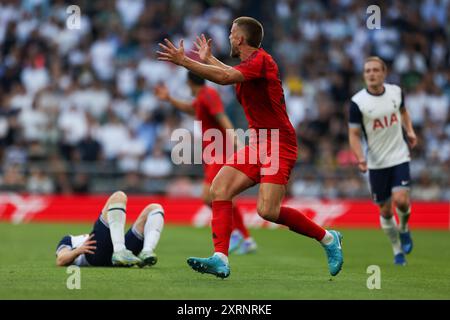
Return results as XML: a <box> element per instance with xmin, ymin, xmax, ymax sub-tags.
<box><xmin>320</xmin><ymin>230</ymin><xmax>334</xmax><ymax>246</ymax></box>
<box><xmin>380</xmin><ymin>216</ymin><xmax>402</xmax><ymax>255</ymax></box>
<box><xmin>107</xmin><ymin>203</ymin><xmax>126</xmax><ymax>253</ymax></box>
<box><xmin>396</xmin><ymin>206</ymin><xmax>411</xmax><ymax>233</ymax></box>
<box><xmin>143</xmin><ymin>209</ymin><xmax>164</xmax><ymax>253</ymax></box>
<box><xmin>214</xmin><ymin>252</ymin><xmax>229</xmax><ymax>264</ymax></box>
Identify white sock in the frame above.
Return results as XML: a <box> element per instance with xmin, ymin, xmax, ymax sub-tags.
<box><xmin>214</xmin><ymin>252</ymin><xmax>229</xmax><ymax>264</ymax></box>
<box><xmin>107</xmin><ymin>203</ymin><xmax>126</xmax><ymax>252</ymax></box>
<box><xmin>380</xmin><ymin>216</ymin><xmax>402</xmax><ymax>255</ymax></box>
<box><xmin>320</xmin><ymin>230</ymin><xmax>334</xmax><ymax>245</ymax></box>
<box><xmin>143</xmin><ymin>209</ymin><xmax>164</xmax><ymax>253</ymax></box>
<box><xmin>396</xmin><ymin>206</ymin><xmax>411</xmax><ymax>233</ymax></box>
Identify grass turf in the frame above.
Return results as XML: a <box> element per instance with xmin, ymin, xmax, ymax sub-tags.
<box><xmin>0</xmin><ymin>222</ymin><xmax>449</xmax><ymax>300</ymax></box>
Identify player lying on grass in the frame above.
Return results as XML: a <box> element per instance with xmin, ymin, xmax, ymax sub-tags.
<box><xmin>155</xmin><ymin>71</ymin><xmax>257</xmax><ymax>255</ymax></box>
<box><xmin>56</xmin><ymin>191</ymin><xmax>164</xmax><ymax>267</ymax></box>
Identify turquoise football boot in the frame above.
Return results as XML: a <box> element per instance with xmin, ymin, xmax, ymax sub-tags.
<box><xmin>228</xmin><ymin>230</ymin><xmax>243</xmax><ymax>254</ymax></box>
<box><xmin>236</xmin><ymin>238</ymin><xmax>257</xmax><ymax>255</ymax></box>
<box><xmin>187</xmin><ymin>255</ymin><xmax>230</xmax><ymax>279</ymax></box>
<box><xmin>321</xmin><ymin>230</ymin><xmax>344</xmax><ymax>276</ymax></box>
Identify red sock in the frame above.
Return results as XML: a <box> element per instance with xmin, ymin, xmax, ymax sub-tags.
<box><xmin>277</xmin><ymin>206</ymin><xmax>326</xmax><ymax>241</ymax></box>
<box><xmin>232</xmin><ymin>205</ymin><xmax>250</xmax><ymax>239</ymax></box>
<box><xmin>211</xmin><ymin>200</ymin><xmax>233</xmax><ymax>256</ymax></box>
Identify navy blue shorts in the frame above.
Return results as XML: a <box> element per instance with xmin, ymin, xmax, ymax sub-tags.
<box><xmin>368</xmin><ymin>162</ymin><xmax>411</xmax><ymax>204</ymax></box>
<box><xmin>85</xmin><ymin>215</ymin><xmax>144</xmax><ymax>266</ymax></box>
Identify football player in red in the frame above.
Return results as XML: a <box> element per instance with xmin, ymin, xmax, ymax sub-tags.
<box><xmin>158</xmin><ymin>17</ymin><xmax>343</xmax><ymax>278</ymax></box>
<box><xmin>154</xmin><ymin>71</ymin><xmax>257</xmax><ymax>254</ymax></box>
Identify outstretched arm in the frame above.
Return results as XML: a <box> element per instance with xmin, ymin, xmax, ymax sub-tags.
<box><xmin>193</xmin><ymin>34</ymin><xmax>233</xmax><ymax>71</ymax></box>
<box><xmin>157</xmin><ymin>39</ymin><xmax>244</xmax><ymax>85</ymax></box>
<box><xmin>154</xmin><ymin>85</ymin><xmax>195</xmax><ymax>116</ymax></box>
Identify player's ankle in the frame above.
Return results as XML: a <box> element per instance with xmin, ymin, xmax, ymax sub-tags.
<box><xmin>320</xmin><ymin>230</ymin><xmax>334</xmax><ymax>246</ymax></box>
<box><xmin>213</xmin><ymin>252</ymin><xmax>229</xmax><ymax>264</ymax></box>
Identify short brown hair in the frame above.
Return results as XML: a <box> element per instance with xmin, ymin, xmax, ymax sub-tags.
<box><xmin>233</xmin><ymin>16</ymin><xmax>264</xmax><ymax>48</ymax></box>
<box><xmin>364</xmin><ymin>56</ymin><xmax>387</xmax><ymax>71</ymax></box>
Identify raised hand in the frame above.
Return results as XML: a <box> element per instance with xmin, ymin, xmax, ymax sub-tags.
<box><xmin>157</xmin><ymin>38</ymin><xmax>186</xmax><ymax>66</ymax></box>
<box><xmin>193</xmin><ymin>34</ymin><xmax>212</xmax><ymax>62</ymax></box>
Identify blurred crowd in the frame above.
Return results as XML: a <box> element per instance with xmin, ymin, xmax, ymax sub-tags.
<box><xmin>0</xmin><ymin>0</ymin><xmax>449</xmax><ymax>200</ymax></box>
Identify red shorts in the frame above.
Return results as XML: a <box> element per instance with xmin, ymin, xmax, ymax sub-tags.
<box><xmin>203</xmin><ymin>162</ymin><xmax>224</xmax><ymax>184</ymax></box>
<box><xmin>224</xmin><ymin>146</ymin><xmax>296</xmax><ymax>185</ymax></box>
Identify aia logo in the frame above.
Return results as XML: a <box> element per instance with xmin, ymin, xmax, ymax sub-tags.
<box><xmin>373</xmin><ymin>113</ymin><xmax>398</xmax><ymax>130</ymax></box>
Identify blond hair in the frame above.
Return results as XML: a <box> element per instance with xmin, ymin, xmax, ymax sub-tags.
<box><xmin>364</xmin><ymin>56</ymin><xmax>387</xmax><ymax>71</ymax></box>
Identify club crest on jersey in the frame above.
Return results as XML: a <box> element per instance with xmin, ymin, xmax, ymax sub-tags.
<box><xmin>373</xmin><ymin>112</ymin><xmax>398</xmax><ymax>130</ymax></box>
<box><xmin>392</xmin><ymin>99</ymin><xmax>397</xmax><ymax>108</ymax></box>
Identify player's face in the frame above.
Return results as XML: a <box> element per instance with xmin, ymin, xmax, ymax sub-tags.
<box><xmin>229</xmin><ymin>23</ymin><xmax>242</xmax><ymax>58</ymax></box>
<box><xmin>363</xmin><ymin>61</ymin><xmax>386</xmax><ymax>88</ymax></box>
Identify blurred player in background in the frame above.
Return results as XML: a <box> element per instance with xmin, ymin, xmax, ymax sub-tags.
<box><xmin>348</xmin><ymin>56</ymin><xmax>417</xmax><ymax>266</ymax></box>
<box><xmin>157</xmin><ymin>17</ymin><xmax>343</xmax><ymax>278</ymax></box>
<box><xmin>56</xmin><ymin>191</ymin><xmax>164</xmax><ymax>267</ymax></box>
<box><xmin>154</xmin><ymin>71</ymin><xmax>258</xmax><ymax>255</ymax></box>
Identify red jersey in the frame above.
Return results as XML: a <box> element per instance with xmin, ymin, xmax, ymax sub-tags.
<box><xmin>233</xmin><ymin>48</ymin><xmax>298</xmax><ymax>160</ymax></box>
<box><xmin>192</xmin><ymin>86</ymin><xmax>226</xmax><ymax>161</ymax></box>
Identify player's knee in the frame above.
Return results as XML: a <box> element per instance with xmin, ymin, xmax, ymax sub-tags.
<box><xmin>110</xmin><ymin>191</ymin><xmax>128</xmax><ymax>203</ymax></box>
<box><xmin>393</xmin><ymin>193</ymin><xmax>409</xmax><ymax>210</ymax></box>
<box><xmin>210</xmin><ymin>183</ymin><xmax>230</xmax><ymax>201</ymax></box>
<box><xmin>143</xmin><ymin>203</ymin><xmax>163</xmax><ymax>216</ymax></box>
<box><xmin>256</xmin><ymin>201</ymin><xmax>278</xmax><ymax>222</ymax></box>
<box><xmin>379</xmin><ymin>203</ymin><xmax>392</xmax><ymax>218</ymax></box>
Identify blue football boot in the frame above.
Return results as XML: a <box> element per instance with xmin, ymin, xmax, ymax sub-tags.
<box><xmin>228</xmin><ymin>230</ymin><xmax>243</xmax><ymax>254</ymax></box>
<box><xmin>394</xmin><ymin>253</ymin><xmax>407</xmax><ymax>266</ymax></box>
<box><xmin>399</xmin><ymin>231</ymin><xmax>413</xmax><ymax>254</ymax></box>
<box><xmin>187</xmin><ymin>255</ymin><xmax>230</xmax><ymax>279</ymax></box>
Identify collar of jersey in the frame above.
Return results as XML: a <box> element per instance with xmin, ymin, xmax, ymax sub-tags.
<box><xmin>366</xmin><ymin>86</ymin><xmax>386</xmax><ymax>96</ymax></box>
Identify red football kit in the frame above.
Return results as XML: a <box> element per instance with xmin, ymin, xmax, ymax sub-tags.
<box><xmin>229</xmin><ymin>48</ymin><xmax>298</xmax><ymax>185</ymax></box>
<box><xmin>205</xmin><ymin>49</ymin><xmax>326</xmax><ymax>259</ymax></box>
<box><xmin>192</xmin><ymin>86</ymin><xmax>227</xmax><ymax>184</ymax></box>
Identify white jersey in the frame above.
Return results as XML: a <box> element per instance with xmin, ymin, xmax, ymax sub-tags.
<box><xmin>349</xmin><ymin>83</ymin><xmax>410</xmax><ymax>169</ymax></box>
<box><xmin>56</xmin><ymin>234</ymin><xmax>90</xmax><ymax>266</ymax></box>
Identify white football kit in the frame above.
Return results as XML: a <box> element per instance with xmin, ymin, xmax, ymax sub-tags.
<box><xmin>349</xmin><ymin>83</ymin><xmax>410</xmax><ymax>169</ymax></box>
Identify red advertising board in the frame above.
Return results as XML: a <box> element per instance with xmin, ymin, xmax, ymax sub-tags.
<box><xmin>0</xmin><ymin>193</ymin><xmax>448</xmax><ymax>229</ymax></box>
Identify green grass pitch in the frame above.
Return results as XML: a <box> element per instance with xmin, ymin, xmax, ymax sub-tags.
<box><xmin>0</xmin><ymin>222</ymin><xmax>449</xmax><ymax>300</ymax></box>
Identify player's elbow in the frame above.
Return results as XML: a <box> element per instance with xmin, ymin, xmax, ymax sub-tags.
<box><xmin>216</xmin><ymin>71</ymin><xmax>236</xmax><ymax>85</ymax></box>
<box><xmin>56</xmin><ymin>255</ymin><xmax>70</xmax><ymax>267</ymax></box>
<box><xmin>56</xmin><ymin>257</ymin><xmax>66</xmax><ymax>267</ymax></box>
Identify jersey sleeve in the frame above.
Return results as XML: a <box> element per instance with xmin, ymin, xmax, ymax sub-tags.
<box><xmin>56</xmin><ymin>235</ymin><xmax>72</xmax><ymax>255</ymax></box>
<box><xmin>349</xmin><ymin>101</ymin><xmax>363</xmax><ymax>127</ymax></box>
<box><xmin>204</xmin><ymin>89</ymin><xmax>224</xmax><ymax>116</ymax></box>
<box><xmin>233</xmin><ymin>53</ymin><xmax>264</xmax><ymax>81</ymax></box>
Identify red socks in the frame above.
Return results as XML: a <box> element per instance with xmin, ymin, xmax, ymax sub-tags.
<box><xmin>277</xmin><ymin>206</ymin><xmax>326</xmax><ymax>241</ymax></box>
<box><xmin>232</xmin><ymin>205</ymin><xmax>250</xmax><ymax>239</ymax></box>
<box><xmin>211</xmin><ymin>200</ymin><xmax>233</xmax><ymax>255</ymax></box>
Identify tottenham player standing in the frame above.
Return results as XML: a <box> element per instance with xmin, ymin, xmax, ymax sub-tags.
<box><xmin>154</xmin><ymin>71</ymin><xmax>258</xmax><ymax>254</ymax></box>
<box><xmin>157</xmin><ymin>17</ymin><xmax>343</xmax><ymax>278</ymax></box>
<box><xmin>348</xmin><ymin>57</ymin><xmax>417</xmax><ymax>266</ymax></box>
<box><xmin>56</xmin><ymin>191</ymin><xmax>164</xmax><ymax>267</ymax></box>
